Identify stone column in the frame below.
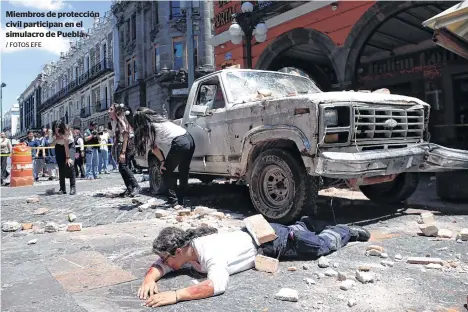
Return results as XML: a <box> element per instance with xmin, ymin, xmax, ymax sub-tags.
<box><xmin>199</xmin><ymin>1</ymin><xmax>214</xmax><ymax>67</ymax></box>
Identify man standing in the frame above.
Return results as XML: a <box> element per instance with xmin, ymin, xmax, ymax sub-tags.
<box><xmin>84</xmin><ymin>121</ymin><xmax>100</xmax><ymax>180</ymax></box>
<box><xmin>25</xmin><ymin>131</ymin><xmax>41</xmax><ymax>182</ymax></box>
<box><xmin>73</xmin><ymin>128</ymin><xmax>85</xmax><ymax>178</ymax></box>
<box><xmin>98</xmin><ymin>126</ymin><xmax>110</xmax><ymax>174</ymax></box>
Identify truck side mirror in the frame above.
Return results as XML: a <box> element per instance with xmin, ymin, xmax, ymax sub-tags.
<box><xmin>191</xmin><ymin>104</ymin><xmax>210</xmax><ymax>117</ymax></box>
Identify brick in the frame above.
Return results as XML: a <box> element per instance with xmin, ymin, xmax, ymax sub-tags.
<box><xmin>420</xmin><ymin>212</ymin><xmax>435</xmax><ymax>225</ymax></box>
<box><xmin>21</xmin><ymin>223</ymin><xmax>33</xmax><ymax>230</ymax></box>
<box><xmin>26</xmin><ymin>197</ymin><xmax>40</xmax><ymax>204</ymax></box>
<box><xmin>67</xmin><ymin>223</ymin><xmax>82</xmax><ymax>232</ymax></box>
<box><xmin>366</xmin><ymin>245</ymin><xmax>384</xmax><ymax>253</ymax></box>
<box><xmin>437</xmin><ymin>229</ymin><xmax>453</xmax><ymax>238</ymax></box>
<box><xmin>419</xmin><ymin>224</ymin><xmax>439</xmax><ymax>237</ymax></box>
<box><xmin>243</xmin><ymin>214</ymin><xmax>277</xmax><ymax>245</ymax></box>
<box><xmin>175</xmin><ymin>216</ymin><xmax>184</xmax><ymax>222</ymax></box>
<box><xmin>358</xmin><ymin>265</ymin><xmax>371</xmax><ymax>272</ymax></box>
<box><xmin>459</xmin><ymin>228</ymin><xmax>468</xmax><ymax>241</ymax></box>
<box><xmin>254</xmin><ymin>255</ymin><xmax>279</xmax><ymax>273</ymax></box>
<box><xmin>178</xmin><ymin>209</ymin><xmax>192</xmax><ymax>216</ymax></box>
<box><xmin>287</xmin><ymin>266</ymin><xmax>297</xmax><ymax>271</ymax></box>
<box><xmin>406</xmin><ymin>257</ymin><xmax>443</xmax><ymax>265</ymax></box>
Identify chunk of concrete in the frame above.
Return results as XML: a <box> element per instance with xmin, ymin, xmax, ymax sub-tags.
<box><xmin>274</xmin><ymin>288</ymin><xmax>298</xmax><ymax>302</ymax></box>
<box><xmin>68</xmin><ymin>213</ymin><xmax>77</xmax><ymax>222</ymax></box>
<box><xmin>437</xmin><ymin>229</ymin><xmax>453</xmax><ymax>239</ymax></box>
<box><xmin>419</xmin><ymin>212</ymin><xmax>435</xmax><ymax>224</ymax></box>
<box><xmin>419</xmin><ymin>224</ymin><xmax>439</xmax><ymax>237</ymax></box>
<box><xmin>66</xmin><ymin>223</ymin><xmax>82</xmax><ymax>232</ymax></box>
<box><xmin>2</xmin><ymin>221</ymin><xmax>21</xmax><ymax>232</ymax></box>
<box><xmin>255</xmin><ymin>255</ymin><xmax>279</xmax><ymax>273</ymax></box>
<box><xmin>45</xmin><ymin>222</ymin><xmax>59</xmax><ymax>233</ymax></box>
<box><xmin>366</xmin><ymin>245</ymin><xmax>384</xmax><ymax>253</ymax></box>
<box><xmin>355</xmin><ymin>271</ymin><xmax>375</xmax><ymax>284</ymax></box>
<box><xmin>318</xmin><ymin>257</ymin><xmax>330</xmax><ymax>268</ymax></box>
<box><xmin>154</xmin><ymin>209</ymin><xmax>169</xmax><ymax>218</ymax></box>
<box><xmin>407</xmin><ymin>257</ymin><xmax>443</xmax><ymax>265</ymax></box>
<box><xmin>459</xmin><ymin>228</ymin><xmax>468</xmax><ymax>241</ymax></box>
<box><xmin>243</xmin><ymin>214</ymin><xmax>277</xmax><ymax>245</ymax></box>
<box><xmin>340</xmin><ymin>280</ymin><xmax>355</xmax><ymax>291</ymax></box>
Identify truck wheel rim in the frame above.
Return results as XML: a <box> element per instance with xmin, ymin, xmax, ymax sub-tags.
<box><xmin>260</xmin><ymin>165</ymin><xmax>290</xmax><ymax>209</ymax></box>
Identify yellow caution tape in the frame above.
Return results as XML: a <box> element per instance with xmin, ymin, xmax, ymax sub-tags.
<box><xmin>0</xmin><ymin>144</ymin><xmax>114</xmax><ymax>157</ymax></box>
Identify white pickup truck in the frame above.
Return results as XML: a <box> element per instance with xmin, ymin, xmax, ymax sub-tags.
<box><xmin>135</xmin><ymin>69</ymin><xmax>468</xmax><ymax>223</ymax></box>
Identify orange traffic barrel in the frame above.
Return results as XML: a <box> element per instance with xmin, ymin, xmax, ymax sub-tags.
<box><xmin>10</xmin><ymin>143</ymin><xmax>34</xmax><ymax>187</ymax></box>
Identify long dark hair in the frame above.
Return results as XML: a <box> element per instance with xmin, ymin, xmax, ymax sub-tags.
<box><xmin>110</xmin><ymin>103</ymin><xmax>134</xmax><ymax>133</ymax></box>
<box><xmin>52</xmin><ymin>120</ymin><xmax>70</xmax><ymax>137</ymax></box>
<box><xmin>152</xmin><ymin>226</ymin><xmax>218</xmax><ymax>257</ymax></box>
<box><xmin>133</xmin><ymin>107</ymin><xmax>168</xmax><ymax>156</ymax></box>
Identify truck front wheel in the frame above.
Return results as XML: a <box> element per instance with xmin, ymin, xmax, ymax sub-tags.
<box><xmin>249</xmin><ymin>149</ymin><xmax>318</xmax><ymax>224</ymax></box>
<box><xmin>148</xmin><ymin>156</ymin><xmax>167</xmax><ymax>195</ymax></box>
<box><xmin>359</xmin><ymin>172</ymin><xmax>419</xmax><ymax>205</ymax></box>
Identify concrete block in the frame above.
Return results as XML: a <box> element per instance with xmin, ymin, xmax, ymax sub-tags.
<box><xmin>243</xmin><ymin>214</ymin><xmax>277</xmax><ymax>245</ymax></box>
<box><xmin>255</xmin><ymin>255</ymin><xmax>279</xmax><ymax>273</ymax></box>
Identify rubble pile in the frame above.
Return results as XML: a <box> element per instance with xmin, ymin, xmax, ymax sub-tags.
<box><xmin>416</xmin><ymin>212</ymin><xmax>467</xmax><ymax>242</ymax></box>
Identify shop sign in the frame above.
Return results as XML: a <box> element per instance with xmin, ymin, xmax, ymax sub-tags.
<box><xmin>214</xmin><ymin>1</ymin><xmax>274</xmax><ymax>29</ymax></box>
<box><xmin>172</xmin><ymin>88</ymin><xmax>189</xmax><ymax>96</ymax></box>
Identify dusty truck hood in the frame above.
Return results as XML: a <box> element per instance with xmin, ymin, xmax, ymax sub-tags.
<box><xmin>308</xmin><ymin>91</ymin><xmax>429</xmax><ymax>107</ymax></box>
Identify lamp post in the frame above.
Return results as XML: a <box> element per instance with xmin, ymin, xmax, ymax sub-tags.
<box><xmin>0</xmin><ymin>82</ymin><xmax>6</xmax><ymax>132</ymax></box>
<box><xmin>228</xmin><ymin>1</ymin><xmax>268</xmax><ymax>69</ymax></box>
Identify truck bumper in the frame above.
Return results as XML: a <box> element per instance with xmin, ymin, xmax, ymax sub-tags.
<box><xmin>313</xmin><ymin>143</ymin><xmax>468</xmax><ymax>179</ymax></box>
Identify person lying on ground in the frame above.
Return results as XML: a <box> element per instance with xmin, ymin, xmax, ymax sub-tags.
<box><xmin>138</xmin><ymin>217</ymin><xmax>371</xmax><ymax>307</ymax></box>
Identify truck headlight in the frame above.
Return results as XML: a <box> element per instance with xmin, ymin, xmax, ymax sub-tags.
<box><xmin>324</xmin><ymin>109</ymin><xmax>338</xmax><ymax>127</ymax></box>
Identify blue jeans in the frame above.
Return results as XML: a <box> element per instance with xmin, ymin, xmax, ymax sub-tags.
<box><xmin>108</xmin><ymin>150</ymin><xmax>117</xmax><ymax>170</ymax></box>
<box><xmin>85</xmin><ymin>148</ymin><xmax>99</xmax><ymax>178</ymax></box>
<box><xmin>99</xmin><ymin>149</ymin><xmax>109</xmax><ymax>173</ymax></box>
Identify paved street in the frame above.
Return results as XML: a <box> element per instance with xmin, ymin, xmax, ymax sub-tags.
<box><xmin>1</xmin><ymin>174</ymin><xmax>468</xmax><ymax>312</ymax></box>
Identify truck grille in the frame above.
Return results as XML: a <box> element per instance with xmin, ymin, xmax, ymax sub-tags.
<box><xmin>353</xmin><ymin>106</ymin><xmax>424</xmax><ymax>142</ymax></box>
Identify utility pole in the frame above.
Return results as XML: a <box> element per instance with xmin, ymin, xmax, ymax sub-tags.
<box><xmin>186</xmin><ymin>1</ymin><xmax>195</xmax><ymax>90</ymax></box>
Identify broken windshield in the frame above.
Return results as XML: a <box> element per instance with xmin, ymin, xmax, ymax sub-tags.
<box><xmin>224</xmin><ymin>71</ymin><xmax>321</xmax><ymax>104</ymax></box>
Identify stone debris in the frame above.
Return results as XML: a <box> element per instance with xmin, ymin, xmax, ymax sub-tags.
<box><xmin>244</xmin><ymin>214</ymin><xmax>277</xmax><ymax>245</ymax></box>
<box><xmin>313</xmin><ymin>272</ymin><xmax>325</xmax><ymax>279</ymax></box>
<box><xmin>381</xmin><ymin>260</ymin><xmax>395</xmax><ymax>267</ymax></box>
<box><xmin>355</xmin><ymin>271</ymin><xmax>375</xmax><ymax>284</ymax></box>
<box><xmin>138</xmin><ymin>204</ymin><xmax>151</xmax><ymax>212</ymax></box>
<box><xmin>154</xmin><ymin>209</ymin><xmax>169</xmax><ymax>218</ymax></box>
<box><xmin>255</xmin><ymin>255</ymin><xmax>279</xmax><ymax>273</ymax></box>
<box><xmin>33</xmin><ymin>228</ymin><xmax>45</xmax><ymax>234</ymax></box>
<box><xmin>380</xmin><ymin>253</ymin><xmax>389</xmax><ymax>259</ymax></box>
<box><xmin>395</xmin><ymin>254</ymin><xmax>403</xmax><ymax>260</ymax></box>
<box><xmin>333</xmin><ymin>262</ymin><xmax>339</xmax><ymax>268</ymax></box>
<box><xmin>67</xmin><ymin>223</ymin><xmax>82</xmax><ymax>232</ymax></box>
<box><xmin>68</xmin><ymin>213</ymin><xmax>77</xmax><ymax>222</ymax></box>
<box><xmin>173</xmin><ymin>205</ymin><xmax>184</xmax><ymax>210</ymax></box>
<box><xmin>366</xmin><ymin>249</ymin><xmax>382</xmax><ymax>257</ymax></box>
<box><xmin>437</xmin><ymin>229</ymin><xmax>453</xmax><ymax>239</ymax></box>
<box><xmin>274</xmin><ymin>288</ymin><xmax>298</xmax><ymax>302</ymax></box>
<box><xmin>2</xmin><ymin>221</ymin><xmax>21</xmax><ymax>232</ymax></box>
<box><xmin>45</xmin><ymin>188</ymin><xmax>55</xmax><ymax>195</ymax></box>
<box><xmin>305</xmin><ymin>278</ymin><xmax>315</xmax><ymax>286</ymax></box>
<box><xmin>287</xmin><ymin>266</ymin><xmax>297</xmax><ymax>271</ymax></box>
<box><xmin>21</xmin><ymin>223</ymin><xmax>33</xmax><ymax>230</ymax></box>
<box><xmin>347</xmin><ymin>299</ymin><xmax>357</xmax><ymax>307</ymax></box>
<box><xmin>366</xmin><ymin>245</ymin><xmax>385</xmax><ymax>253</ymax></box>
<box><xmin>178</xmin><ymin>209</ymin><xmax>192</xmax><ymax>216</ymax></box>
<box><xmin>407</xmin><ymin>257</ymin><xmax>443</xmax><ymax>265</ymax></box>
<box><xmin>418</xmin><ymin>212</ymin><xmax>435</xmax><ymax>225</ymax></box>
<box><xmin>340</xmin><ymin>280</ymin><xmax>355</xmax><ymax>291</ymax></box>
<box><xmin>337</xmin><ymin>272</ymin><xmax>347</xmax><ymax>281</ymax></box>
<box><xmin>318</xmin><ymin>257</ymin><xmax>330</xmax><ymax>268</ymax></box>
<box><xmin>45</xmin><ymin>222</ymin><xmax>59</xmax><ymax>233</ymax></box>
<box><xmin>26</xmin><ymin>197</ymin><xmax>40</xmax><ymax>204</ymax></box>
<box><xmin>358</xmin><ymin>265</ymin><xmax>371</xmax><ymax>272</ymax></box>
<box><xmin>425</xmin><ymin>263</ymin><xmax>442</xmax><ymax>270</ymax></box>
<box><xmin>147</xmin><ymin>198</ymin><xmax>160</xmax><ymax>207</ymax></box>
<box><xmin>325</xmin><ymin>269</ymin><xmax>338</xmax><ymax>277</ymax></box>
<box><xmin>459</xmin><ymin>228</ymin><xmax>468</xmax><ymax>241</ymax></box>
<box><xmin>27</xmin><ymin>239</ymin><xmax>38</xmax><ymax>245</ymax></box>
<box><xmin>303</xmin><ymin>264</ymin><xmax>309</xmax><ymax>270</ymax></box>
<box><xmin>210</xmin><ymin>212</ymin><xmax>226</xmax><ymax>220</ymax></box>
<box><xmin>419</xmin><ymin>224</ymin><xmax>439</xmax><ymax>237</ymax></box>
<box><xmin>33</xmin><ymin>208</ymin><xmax>49</xmax><ymax>215</ymax></box>
<box><xmin>175</xmin><ymin>216</ymin><xmax>184</xmax><ymax>222</ymax></box>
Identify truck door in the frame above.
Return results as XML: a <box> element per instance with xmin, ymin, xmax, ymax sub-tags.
<box><xmin>184</xmin><ymin>75</ymin><xmax>231</xmax><ymax>175</ymax></box>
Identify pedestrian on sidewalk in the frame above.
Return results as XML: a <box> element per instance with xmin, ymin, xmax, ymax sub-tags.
<box><xmin>84</xmin><ymin>121</ymin><xmax>100</xmax><ymax>180</ymax></box>
<box><xmin>73</xmin><ymin>128</ymin><xmax>85</xmax><ymax>178</ymax></box>
<box><xmin>0</xmin><ymin>132</ymin><xmax>12</xmax><ymax>185</ymax></box>
<box><xmin>98</xmin><ymin>126</ymin><xmax>110</xmax><ymax>174</ymax></box>
<box><xmin>25</xmin><ymin>131</ymin><xmax>41</xmax><ymax>182</ymax></box>
<box><xmin>108</xmin><ymin>103</ymin><xmax>141</xmax><ymax>197</ymax></box>
<box><xmin>133</xmin><ymin>107</ymin><xmax>195</xmax><ymax>206</ymax></box>
<box><xmin>138</xmin><ymin>217</ymin><xmax>370</xmax><ymax>307</ymax></box>
<box><xmin>49</xmin><ymin>121</ymin><xmax>76</xmax><ymax>195</ymax></box>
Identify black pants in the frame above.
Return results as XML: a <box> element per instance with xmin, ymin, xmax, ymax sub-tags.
<box><xmin>260</xmin><ymin>218</ymin><xmax>352</xmax><ymax>259</ymax></box>
<box><xmin>55</xmin><ymin>144</ymin><xmax>76</xmax><ymax>191</ymax></box>
<box><xmin>1</xmin><ymin>156</ymin><xmax>9</xmax><ymax>183</ymax></box>
<box><xmin>115</xmin><ymin>139</ymin><xmax>139</xmax><ymax>191</ymax></box>
<box><xmin>74</xmin><ymin>151</ymin><xmax>85</xmax><ymax>178</ymax></box>
<box><xmin>163</xmin><ymin>132</ymin><xmax>195</xmax><ymax>204</ymax></box>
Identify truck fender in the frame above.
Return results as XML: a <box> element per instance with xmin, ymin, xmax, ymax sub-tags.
<box><xmin>238</xmin><ymin>125</ymin><xmax>313</xmax><ymax>176</ymax></box>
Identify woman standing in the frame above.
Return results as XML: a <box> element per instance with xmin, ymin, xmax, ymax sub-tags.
<box><xmin>133</xmin><ymin>108</ymin><xmax>195</xmax><ymax>206</ymax></box>
<box><xmin>0</xmin><ymin>132</ymin><xmax>12</xmax><ymax>186</ymax></box>
<box><xmin>49</xmin><ymin>121</ymin><xmax>76</xmax><ymax>195</ymax></box>
<box><xmin>108</xmin><ymin>103</ymin><xmax>141</xmax><ymax>197</ymax></box>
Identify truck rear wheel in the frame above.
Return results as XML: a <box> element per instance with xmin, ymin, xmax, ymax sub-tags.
<box><xmin>249</xmin><ymin>148</ymin><xmax>318</xmax><ymax>224</ymax></box>
<box><xmin>359</xmin><ymin>172</ymin><xmax>419</xmax><ymax>205</ymax></box>
<box><xmin>148</xmin><ymin>156</ymin><xmax>166</xmax><ymax>195</ymax></box>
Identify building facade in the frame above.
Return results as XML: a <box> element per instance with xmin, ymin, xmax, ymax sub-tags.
<box><xmin>40</xmin><ymin>12</ymin><xmax>115</xmax><ymax>131</ymax></box>
<box><xmin>17</xmin><ymin>74</ymin><xmax>43</xmax><ymax>138</ymax></box>
<box><xmin>111</xmin><ymin>0</ymin><xmax>214</xmax><ymax>119</ymax></box>
<box><xmin>210</xmin><ymin>1</ymin><xmax>468</xmax><ymax>149</ymax></box>
<box><xmin>2</xmin><ymin>103</ymin><xmax>20</xmax><ymax>137</ymax></box>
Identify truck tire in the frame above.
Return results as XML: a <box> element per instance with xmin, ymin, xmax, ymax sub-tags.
<box><xmin>249</xmin><ymin>148</ymin><xmax>317</xmax><ymax>224</ymax></box>
<box><xmin>436</xmin><ymin>171</ymin><xmax>468</xmax><ymax>201</ymax></box>
<box><xmin>148</xmin><ymin>156</ymin><xmax>166</xmax><ymax>195</ymax></box>
<box><xmin>359</xmin><ymin>172</ymin><xmax>419</xmax><ymax>205</ymax></box>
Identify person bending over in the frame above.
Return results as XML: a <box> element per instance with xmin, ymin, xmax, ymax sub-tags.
<box><xmin>138</xmin><ymin>217</ymin><xmax>370</xmax><ymax>307</ymax></box>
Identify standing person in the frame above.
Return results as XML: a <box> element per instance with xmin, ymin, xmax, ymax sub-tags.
<box><xmin>0</xmin><ymin>132</ymin><xmax>12</xmax><ymax>185</ymax></box>
<box><xmin>98</xmin><ymin>126</ymin><xmax>110</xmax><ymax>174</ymax></box>
<box><xmin>73</xmin><ymin>128</ymin><xmax>85</xmax><ymax>178</ymax></box>
<box><xmin>83</xmin><ymin>121</ymin><xmax>100</xmax><ymax>180</ymax></box>
<box><xmin>133</xmin><ymin>107</ymin><xmax>195</xmax><ymax>206</ymax></box>
<box><xmin>49</xmin><ymin>121</ymin><xmax>76</xmax><ymax>195</ymax></box>
<box><xmin>137</xmin><ymin>217</ymin><xmax>371</xmax><ymax>307</ymax></box>
<box><xmin>107</xmin><ymin>135</ymin><xmax>118</xmax><ymax>171</ymax></box>
<box><xmin>108</xmin><ymin>103</ymin><xmax>141</xmax><ymax>197</ymax></box>
<box><xmin>25</xmin><ymin>131</ymin><xmax>41</xmax><ymax>182</ymax></box>
<box><xmin>42</xmin><ymin>129</ymin><xmax>58</xmax><ymax>180</ymax></box>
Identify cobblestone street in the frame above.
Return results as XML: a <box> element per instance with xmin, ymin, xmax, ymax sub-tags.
<box><xmin>1</xmin><ymin>174</ymin><xmax>468</xmax><ymax>312</ymax></box>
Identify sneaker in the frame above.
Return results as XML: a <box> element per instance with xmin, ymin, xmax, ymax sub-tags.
<box><xmin>70</xmin><ymin>187</ymin><xmax>76</xmax><ymax>195</ymax></box>
<box><xmin>58</xmin><ymin>189</ymin><xmax>67</xmax><ymax>195</ymax></box>
<box><xmin>349</xmin><ymin>226</ymin><xmax>371</xmax><ymax>242</ymax></box>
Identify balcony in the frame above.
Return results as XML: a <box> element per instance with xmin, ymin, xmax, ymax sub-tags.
<box><xmin>41</xmin><ymin>58</ymin><xmax>114</xmax><ymax>111</ymax></box>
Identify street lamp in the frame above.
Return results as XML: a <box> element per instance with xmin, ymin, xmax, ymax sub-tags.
<box><xmin>0</xmin><ymin>82</ymin><xmax>6</xmax><ymax>132</ymax></box>
<box><xmin>228</xmin><ymin>1</ymin><xmax>268</xmax><ymax>69</ymax></box>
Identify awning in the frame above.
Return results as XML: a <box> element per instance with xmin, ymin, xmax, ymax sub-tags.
<box><xmin>423</xmin><ymin>1</ymin><xmax>468</xmax><ymax>59</ymax></box>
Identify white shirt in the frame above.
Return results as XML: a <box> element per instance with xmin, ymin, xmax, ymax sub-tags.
<box><xmin>99</xmin><ymin>132</ymin><xmax>109</xmax><ymax>151</ymax></box>
<box><xmin>153</xmin><ymin>231</ymin><xmax>257</xmax><ymax>295</ymax></box>
<box><xmin>76</xmin><ymin>137</ymin><xmax>84</xmax><ymax>151</ymax></box>
<box><xmin>153</xmin><ymin>121</ymin><xmax>186</xmax><ymax>146</ymax></box>
<box><xmin>50</xmin><ymin>132</ymin><xmax>74</xmax><ymax>146</ymax></box>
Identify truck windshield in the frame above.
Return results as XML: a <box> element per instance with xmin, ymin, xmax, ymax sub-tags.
<box><xmin>224</xmin><ymin>71</ymin><xmax>321</xmax><ymax>104</ymax></box>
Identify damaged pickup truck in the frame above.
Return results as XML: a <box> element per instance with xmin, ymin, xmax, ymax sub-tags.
<box><xmin>135</xmin><ymin>69</ymin><xmax>468</xmax><ymax>223</ymax></box>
